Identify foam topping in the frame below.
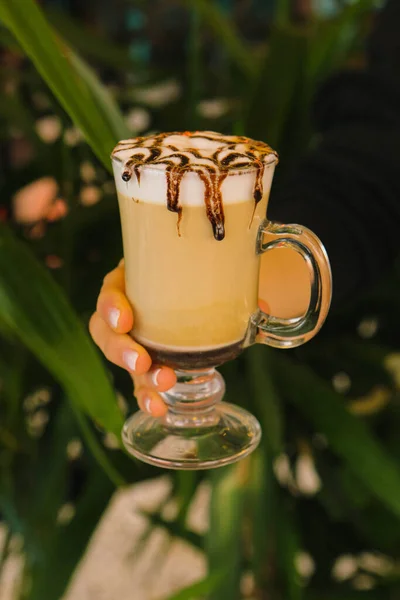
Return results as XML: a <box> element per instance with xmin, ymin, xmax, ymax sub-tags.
<box><xmin>112</xmin><ymin>131</ymin><xmax>278</xmax><ymax>241</ymax></box>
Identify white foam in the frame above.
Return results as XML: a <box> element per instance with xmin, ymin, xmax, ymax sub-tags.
<box><xmin>111</xmin><ymin>131</ymin><xmax>278</xmax><ymax>206</ymax></box>
<box><xmin>112</xmin><ymin>161</ymin><xmax>275</xmax><ymax>206</ymax></box>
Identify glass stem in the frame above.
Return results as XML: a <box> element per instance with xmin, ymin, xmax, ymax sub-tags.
<box><xmin>161</xmin><ymin>369</ymin><xmax>225</xmax><ymax>428</ymax></box>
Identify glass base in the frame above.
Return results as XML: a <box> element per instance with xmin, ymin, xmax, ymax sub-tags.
<box><xmin>122</xmin><ymin>402</ymin><xmax>261</xmax><ymax>470</ymax></box>
<box><xmin>122</xmin><ymin>368</ymin><xmax>261</xmax><ymax>470</ymax></box>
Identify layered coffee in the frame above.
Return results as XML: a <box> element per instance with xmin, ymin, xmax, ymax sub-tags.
<box><xmin>112</xmin><ymin>131</ymin><xmax>278</xmax><ymax>368</ymax></box>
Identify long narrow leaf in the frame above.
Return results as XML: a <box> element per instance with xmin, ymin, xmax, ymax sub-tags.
<box><xmin>46</xmin><ymin>7</ymin><xmax>139</xmax><ymax>70</ymax></box>
<box><xmin>206</xmin><ymin>461</ymin><xmax>248</xmax><ymax>600</ymax></box>
<box><xmin>247</xmin><ymin>450</ymin><xmax>276</xmax><ymax>593</ymax></box>
<box><xmin>276</xmin><ymin>492</ymin><xmax>303</xmax><ymax>600</ymax></box>
<box><xmin>246</xmin><ymin>346</ymin><xmax>283</xmax><ymax>456</ymax></box>
<box><xmin>244</xmin><ymin>25</ymin><xmax>308</xmax><ymax>148</ymax></box>
<box><xmin>0</xmin><ymin>0</ymin><xmax>128</xmax><ymax>169</ymax></box>
<box><xmin>183</xmin><ymin>0</ymin><xmax>256</xmax><ymax>79</ymax></box>
<box><xmin>68</xmin><ymin>49</ymin><xmax>130</xmax><ymax>142</ymax></box>
<box><xmin>0</xmin><ymin>225</ymin><xmax>124</xmax><ymax>439</ymax></box>
<box><xmin>141</xmin><ymin>511</ymin><xmax>203</xmax><ymax>550</ymax></box>
<box><xmin>275</xmin><ymin>0</ymin><xmax>291</xmax><ymax>25</ymax></box>
<box><xmin>164</xmin><ymin>570</ymin><xmax>226</xmax><ymax>600</ymax></box>
<box><xmin>70</xmin><ymin>404</ymin><xmax>126</xmax><ymax>487</ymax></box>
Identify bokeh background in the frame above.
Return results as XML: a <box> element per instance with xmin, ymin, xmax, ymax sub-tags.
<box><xmin>1</xmin><ymin>0</ymin><xmax>400</xmax><ymax>599</ymax></box>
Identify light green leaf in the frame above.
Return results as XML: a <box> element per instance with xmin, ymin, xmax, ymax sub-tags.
<box><xmin>71</xmin><ymin>405</ymin><xmax>126</xmax><ymax>488</ymax></box>
<box><xmin>68</xmin><ymin>49</ymin><xmax>130</xmax><ymax>142</ymax></box>
<box><xmin>0</xmin><ymin>225</ymin><xmax>124</xmax><ymax>440</ymax></box>
<box><xmin>206</xmin><ymin>461</ymin><xmax>248</xmax><ymax>600</ymax></box>
<box><xmin>183</xmin><ymin>0</ymin><xmax>256</xmax><ymax>79</ymax></box>
<box><xmin>163</xmin><ymin>570</ymin><xmax>226</xmax><ymax>600</ymax></box>
<box><xmin>275</xmin><ymin>0</ymin><xmax>291</xmax><ymax>26</ymax></box>
<box><xmin>141</xmin><ymin>511</ymin><xmax>203</xmax><ymax>550</ymax></box>
<box><xmin>305</xmin><ymin>0</ymin><xmax>377</xmax><ymax>92</ymax></box>
<box><xmin>186</xmin><ymin>7</ymin><xmax>202</xmax><ymax>128</ymax></box>
<box><xmin>247</xmin><ymin>449</ymin><xmax>276</xmax><ymax>592</ymax></box>
<box><xmin>175</xmin><ymin>471</ymin><xmax>199</xmax><ymax>529</ymax></box>
<box><xmin>0</xmin><ymin>0</ymin><xmax>129</xmax><ymax>169</ymax></box>
<box><xmin>46</xmin><ymin>7</ymin><xmax>139</xmax><ymax>71</ymax></box>
<box><xmin>276</xmin><ymin>492</ymin><xmax>303</xmax><ymax>600</ymax></box>
<box><xmin>244</xmin><ymin>25</ymin><xmax>308</xmax><ymax>149</ymax></box>
<box><xmin>246</xmin><ymin>345</ymin><xmax>283</xmax><ymax>456</ymax></box>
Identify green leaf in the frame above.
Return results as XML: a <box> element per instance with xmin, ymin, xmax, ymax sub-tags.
<box><xmin>174</xmin><ymin>471</ymin><xmax>199</xmax><ymax>529</ymax></box>
<box><xmin>186</xmin><ymin>7</ymin><xmax>202</xmax><ymax>129</ymax></box>
<box><xmin>0</xmin><ymin>0</ymin><xmax>128</xmax><ymax>169</ymax></box>
<box><xmin>68</xmin><ymin>49</ymin><xmax>131</xmax><ymax>142</ymax></box>
<box><xmin>142</xmin><ymin>511</ymin><xmax>203</xmax><ymax>551</ymax></box>
<box><xmin>303</xmin><ymin>0</ymin><xmax>377</xmax><ymax>100</ymax></box>
<box><xmin>24</xmin><ymin>402</ymin><xmax>74</xmax><ymax>538</ymax></box>
<box><xmin>246</xmin><ymin>346</ymin><xmax>283</xmax><ymax>456</ymax></box>
<box><xmin>164</xmin><ymin>570</ymin><xmax>226</xmax><ymax>600</ymax></box>
<box><xmin>247</xmin><ymin>449</ymin><xmax>276</xmax><ymax>593</ymax></box>
<box><xmin>276</xmin><ymin>493</ymin><xmax>303</xmax><ymax>600</ymax></box>
<box><xmin>0</xmin><ymin>225</ymin><xmax>124</xmax><ymax>440</ymax></box>
<box><xmin>244</xmin><ymin>25</ymin><xmax>308</xmax><ymax>149</ymax></box>
<box><xmin>206</xmin><ymin>461</ymin><xmax>248</xmax><ymax>600</ymax></box>
<box><xmin>275</xmin><ymin>0</ymin><xmax>291</xmax><ymax>26</ymax></box>
<box><xmin>183</xmin><ymin>0</ymin><xmax>256</xmax><ymax>79</ymax></box>
<box><xmin>28</xmin><ymin>464</ymin><xmax>115</xmax><ymax>600</ymax></box>
<box><xmin>70</xmin><ymin>405</ymin><xmax>126</xmax><ymax>488</ymax></box>
<box><xmin>46</xmin><ymin>7</ymin><xmax>139</xmax><ymax>71</ymax></box>
<box><xmin>274</xmin><ymin>355</ymin><xmax>400</xmax><ymax>519</ymax></box>
<box><xmin>306</xmin><ymin>592</ymin><xmax>387</xmax><ymax>600</ymax></box>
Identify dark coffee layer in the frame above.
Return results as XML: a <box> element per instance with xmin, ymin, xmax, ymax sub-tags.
<box><xmin>143</xmin><ymin>340</ymin><xmax>244</xmax><ymax>370</ymax></box>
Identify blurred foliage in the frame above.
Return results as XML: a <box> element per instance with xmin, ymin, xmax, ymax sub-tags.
<box><xmin>0</xmin><ymin>0</ymin><xmax>399</xmax><ymax>599</ymax></box>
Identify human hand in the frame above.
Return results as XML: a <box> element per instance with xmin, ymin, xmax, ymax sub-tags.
<box><xmin>89</xmin><ymin>261</ymin><xmax>176</xmax><ymax>417</ymax></box>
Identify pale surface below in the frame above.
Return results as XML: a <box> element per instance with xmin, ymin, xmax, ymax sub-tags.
<box><xmin>63</xmin><ymin>477</ymin><xmax>209</xmax><ymax>600</ymax></box>
<box><xmin>0</xmin><ymin>478</ymin><xmax>209</xmax><ymax>600</ymax></box>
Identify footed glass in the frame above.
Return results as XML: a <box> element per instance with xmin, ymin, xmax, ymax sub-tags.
<box><xmin>112</xmin><ymin>131</ymin><xmax>332</xmax><ymax>470</ymax></box>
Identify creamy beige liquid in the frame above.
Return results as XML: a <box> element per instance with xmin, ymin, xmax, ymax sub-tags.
<box><xmin>118</xmin><ymin>192</ymin><xmax>268</xmax><ymax>351</ymax></box>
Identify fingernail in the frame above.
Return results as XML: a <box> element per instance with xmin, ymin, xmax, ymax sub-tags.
<box><xmin>151</xmin><ymin>368</ymin><xmax>161</xmax><ymax>387</ymax></box>
<box><xmin>108</xmin><ymin>307</ymin><xmax>120</xmax><ymax>329</ymax></box>
<box><xmin>123</xmin><ymin>349</ymin><xmax>139</xmax><ymax>372</ymax></box>
<box><xmin>144</xmin><ymin>396</ymin><xmax>152</xmax><ymax>414</ymax></box>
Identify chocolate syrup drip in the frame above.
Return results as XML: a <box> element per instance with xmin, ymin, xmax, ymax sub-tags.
<box><xmin>112</xmin><ymin>131</ymin><xmax>278</xmax><ymax>241</ymax></box>
<box><xmin>191</xmin><ymin>166</ymin><xmax>227</xmax><ymax>240</ymax></box>
<box><xmin>165</xmin><ymin>163</ymin><xmax>185</xmax><ymax>235</ymax></box>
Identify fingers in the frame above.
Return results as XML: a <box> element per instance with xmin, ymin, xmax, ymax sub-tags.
<box><xmin>258</xmin><ymin>299</ymin><xmax>271</xmax><ymax>314</ymax></box>
<box><xmin>134</xmin><ymin>365</ymin><xmax>177</xmax><ymax>393</ymax></box>
<box><xmin>89</xmin><ymin>312</ymin><xmax>151</xmax><ymax>375</ymax></box>
<box><xmin>131</xmin><ymin>366</ymin><xmax>176</xmax><ymax>417</ymax></box>
<box><xmin>135</xmin><ymin>387</ymin><xmax>168</xmax><ymax>417</ymax></box>
<box><xmin>102</xmin><ymin>260</ymin><xmax>125</xmax><ymax>291</ymax></box>
<box><xmin>97</xmin><ymin>262</ymin><xmax>133</xmax><ymax>334</ymax></box>
<box><xmin>91</xmin><ymin>260</ymin><xmax>176</xmax><ymax>419</ymax></box>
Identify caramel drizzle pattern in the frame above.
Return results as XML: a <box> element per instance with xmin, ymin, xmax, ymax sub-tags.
<box><xmin>112</xmin><ymin>131</ymin><xmax>278</xmax><ymax>241</ymax></box>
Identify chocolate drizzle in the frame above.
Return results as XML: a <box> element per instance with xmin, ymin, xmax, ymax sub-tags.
<box><xmin>112</xmin><ymin>131</ymin><xmax>278</xmax><ymax>241</ymax></box>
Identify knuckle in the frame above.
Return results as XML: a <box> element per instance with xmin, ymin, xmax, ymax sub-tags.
<box><xmin>102</xmin><ymin>271</ymin><xmax>114</xmax><ymax>287</ymax></box>
<box><xmin>102</xmin><ymin>335</ymin><xmax>114</xmax><ymax>361</ymax></box>
<box><xmin>88</xmin><ymin>313</ymin><xmax>99</xmax><ymax>343</ymax></box>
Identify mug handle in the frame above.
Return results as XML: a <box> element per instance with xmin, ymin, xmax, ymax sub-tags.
<box><xmin>246</xmin><ymin>220</ymin><xmax>332</xmax><ymax>349</ymax></box>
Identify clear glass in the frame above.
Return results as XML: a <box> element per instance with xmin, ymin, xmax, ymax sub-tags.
<box><xmin>113</xmin><ymin>153</ymin><xmax>332</xmax><ymax>470</ymax></box>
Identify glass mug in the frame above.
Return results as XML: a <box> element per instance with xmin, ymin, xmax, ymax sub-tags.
<box><xmin>111</xmin><ymin>131</ymin><xmax>332</xmax><ymax>470</ymax></box>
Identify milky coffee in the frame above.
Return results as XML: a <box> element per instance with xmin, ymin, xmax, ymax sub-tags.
<box><xmin>112</xmin><ymin>131</ymin><xmax>278</xmax><ymax>368</ymax></box>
